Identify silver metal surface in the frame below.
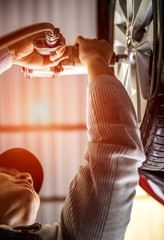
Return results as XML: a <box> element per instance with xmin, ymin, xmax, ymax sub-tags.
<box><xmin>113</xmin><ymin>0</ymin><xmax>153</xmax><ymax>124</ymax></box>
<box><xmin>34</xmin><ymin>29</ymin><xmax>62</xmax><ymax>56</ymax></box>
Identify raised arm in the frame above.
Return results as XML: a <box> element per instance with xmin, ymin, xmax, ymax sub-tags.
<box><xmin>60</xmin><ymin>37</ymin><xmax>145</xmax><ymax>240</ymax></box>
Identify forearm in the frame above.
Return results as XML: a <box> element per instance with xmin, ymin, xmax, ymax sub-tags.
<box><xmin>86</xmin><ymin>54</ymin><xmax>114</xmax><ymax>83</ymax></box>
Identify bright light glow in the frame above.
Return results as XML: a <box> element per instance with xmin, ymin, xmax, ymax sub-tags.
<box><xmin>36</xmin><ymin>104</ymin><xmax>48</xmax><ymax>117</ymax></box>
<box><xmin>132</xmin><ymin>88</ymin><xmax>136</xmax><ymax>96</ymax></box>
<box><xmin>31</xmin><ymin>66</ymin><xmax>87</xmax><ymax>78</ymax></box>
<box><xmin>35</xmin><ymin>101</ymin><xmax>51</xmax><ymax>124</ymax></box>
<box><xmin>61</xmin><ymin>66</ymin><xmax>88</xmax><ymax>76</ymax></box>
<box><xmin>27</xmin><ymin>100</ymin><xmax>52</xmax><ymax>125</ymax></box>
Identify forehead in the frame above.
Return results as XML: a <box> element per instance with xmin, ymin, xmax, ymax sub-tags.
<box><xmin>0</xmin><ymin>166</ymin><xmax>20</xmax><ymax>176</ymax></box>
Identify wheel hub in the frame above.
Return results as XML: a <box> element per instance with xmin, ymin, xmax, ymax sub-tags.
<box><xmin>113</xmin><ymin>0</ymin><xmax>153</xmax><ymax>124</ymax></box>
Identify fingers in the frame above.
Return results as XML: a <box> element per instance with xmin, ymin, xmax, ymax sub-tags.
<box><xmin>55</xmin><ymin>34</ymin><xmax>66</xmax><ymax>53</ymax></box>
<box><xmin>49</xmin><ymin>47</ymin><xmax>69</xmax><ymax>63</ymax></box>
<box><xmin>74</xmin><ymin>36</ymin><xmax>86</xmax><ymax>46</ymax></box>
<box><xmin>74</xmin><ymin>36</ymin><xmax>110</xmax><ymax>48</ymax></box>
<box><xmin>50</xmin><ymin>46</ymin><xmax>64</xmax><ymax>61</ymax></box>
<box><xmin>50</xmin><ymin>47</ymin><xmax>68</xmax><ymax>61</ymax></box>
<box><xmin>49</xmin><ymin>33</ymin><xmax>67</xmax><ymax>61</ymax></box>
<box><xmin>100</xmin><ymin>39</ymin><xmax>109</xmax><ymax>45</ymax></box>
<box><xmin>49</xmin><ymin>35</ymin><xmax>112</xmax><ymax>67</ymax></box>
<box><xmin>55</xmin><ymin>45</ymin><xmax>65</xmax><ymax>55</ymax></box>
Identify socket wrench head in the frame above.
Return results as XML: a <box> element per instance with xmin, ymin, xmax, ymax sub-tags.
<box><xmin>34</xmin><ymin>28</ymin><xmax>63</xmax><ymax>55</ymax></box>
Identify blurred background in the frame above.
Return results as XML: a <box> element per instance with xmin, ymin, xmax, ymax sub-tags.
<box><xmin>0</xmin><ymin>0</ymin><xmax>163</xmax><ymax>239</ymax></box>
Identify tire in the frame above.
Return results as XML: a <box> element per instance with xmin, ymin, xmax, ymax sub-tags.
<box><xmin>97</xmin><ymin>0</ymin><xmax>164</xmax><ymax>190</ymax></box>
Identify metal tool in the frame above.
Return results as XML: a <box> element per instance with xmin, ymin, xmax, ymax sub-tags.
<box><xmin>34</xmin><ymin>28</ymin><xmax>63</xmax><ymax>56</ymax></box>
<box><xmin>26</xmin><ymin>38</ymin><xmax>128</xmax><ymax>78</ymax></box>
<box><xmin>0</xmin><ymin>22</ymin><xmax>128</xmax><ymax>78</ymax></box>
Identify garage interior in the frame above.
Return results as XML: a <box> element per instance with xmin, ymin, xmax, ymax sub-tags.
<box><xmin>0</xmin><ymin>0</ymin><xmax>163</xmax><ymax>239</ymax></box>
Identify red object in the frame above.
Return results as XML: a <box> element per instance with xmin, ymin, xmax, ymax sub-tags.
<box><xmin>139</xmin><ymin>174</ymin><xmax>164</xmax><ymax>205</ymax></box>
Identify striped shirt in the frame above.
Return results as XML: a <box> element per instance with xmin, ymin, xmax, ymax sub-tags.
<box><xmin>0</xmin><ymin>49</ymin><xmax>145</xmax><ymax>240</ymax></box>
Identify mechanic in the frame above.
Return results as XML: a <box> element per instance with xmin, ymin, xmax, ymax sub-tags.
<box><xmin>0</xmin><ymin>31</ymin><xmax>145</xmax><ymax>239</ymax></box>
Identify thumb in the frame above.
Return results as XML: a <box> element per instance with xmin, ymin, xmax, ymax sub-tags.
<box><xmin>50</xmin><ymin>47</ymin><xmax>69</xmax><ymax>62</ymax></box>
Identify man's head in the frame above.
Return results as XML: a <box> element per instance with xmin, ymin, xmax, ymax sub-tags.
<box><xmin>0</xmin><ymin>148</ymin><xmax>43</xmax><ymax>228</ymax></box>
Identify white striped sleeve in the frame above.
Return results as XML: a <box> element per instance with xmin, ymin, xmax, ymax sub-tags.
<box><xmin>60</xmin><ymin>74</ymin><xmax>145</xmax><ymax>240</ymax></box>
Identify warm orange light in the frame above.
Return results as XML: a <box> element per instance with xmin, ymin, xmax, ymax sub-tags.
<box><xmin>27</xmin><ymin>100</ymin><xmax>52</xmax><ymax>125</ymax></box>
<box><xmin>30</xmin><ymin>66</ymin><xmax>87</xmax><ymax>78</ymax></box>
